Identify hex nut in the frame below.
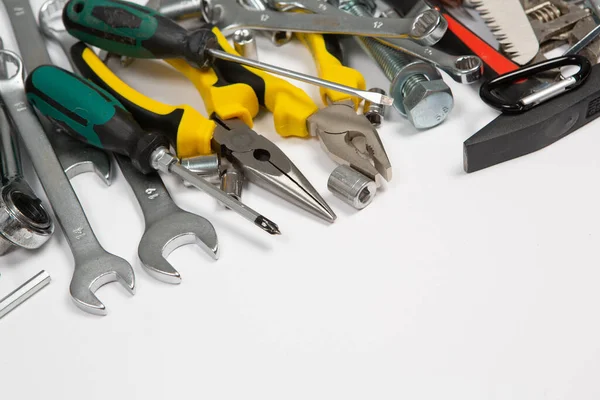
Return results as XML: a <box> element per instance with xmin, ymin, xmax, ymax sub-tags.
<box><xmin>402</xmin><ymin>79</ymin><xmax>454</xmax><ymax>129</ymax></box>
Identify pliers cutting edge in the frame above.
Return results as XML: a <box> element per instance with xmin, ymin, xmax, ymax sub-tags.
<box><xmin>70</xmin><ymin>42</ymin><xmax>336</xmax><ymax>222</ymax></box>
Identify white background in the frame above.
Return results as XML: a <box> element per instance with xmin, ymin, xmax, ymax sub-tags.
<box><xmin>2</xmin><ymin>1</ymin><xmax>600</xmax><ymax>399</ymax></box>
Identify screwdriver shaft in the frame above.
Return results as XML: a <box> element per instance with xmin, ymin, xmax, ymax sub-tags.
<box><xmin>208</xmin><ymin>49</ymin><xmax>394</xmax><ymax>106</ymax></box>
<box><xmin>169</xmin><ymin>162</ymin><xmax>281</xmax><ymax>235</ymax></box>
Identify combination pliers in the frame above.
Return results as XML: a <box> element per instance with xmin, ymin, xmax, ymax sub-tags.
<box><xmin>70</xmin><ymin>42</ymin><xmax>336</xmax><ymax>222</ymax></box>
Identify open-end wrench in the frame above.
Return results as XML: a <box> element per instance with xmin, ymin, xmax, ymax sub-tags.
<box><xmin>0</xmin><ymin>39</ymin><xmax>53</xmax><ymax>255</ymax></box>
<box><xmin>0</xmin><ymin>51</ymin><xmax>135</xmax><ymax>316</ymax></box>
<box><xmin>1</xmin><ymin>0</ymin><xmax>112</xmax><ymax>185</ymax></box>
<box><xmin>201</xmin><ymin>0</ymin><xmax>447</xmax><ymax>44</ymax></box>
<box><xmin>116</xmin><ymin>155</ymin><xmax>219</xmax><ymax>284</ymax></box>
<box><xmin>270</xmin><ymin>0</ymin><xmax>482</xmax><ymax>83</ymax></box>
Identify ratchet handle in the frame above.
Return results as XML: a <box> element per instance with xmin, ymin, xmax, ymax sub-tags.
<box><xmin>210</xmin><ymin>27</ymin><xmax>319</xmax><ymax>138</ymax></box>
<box><xmin>296</xmin><ymin>33</ymin><xmax>365</xmax><ymax>109</ymax></box>
<box><xmin>25</xmin><ymin>65</ymin><xmax>168</xmax><ymax>174</ymax></box>
<box><xmin>70</xmin><ymin>42</ymin><xmax>214</xmax><ymax>157</ymax></box>
<box><xmin>63</xmin><ymin>0</ymin><xmax>216</xmax><ymax>65</ymax></box>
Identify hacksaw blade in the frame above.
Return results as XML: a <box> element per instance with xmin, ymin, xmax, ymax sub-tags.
<box><xmin>469</xmin><ymin>0</ymin><xmax>540</xmax><ymax>65</ymax></box>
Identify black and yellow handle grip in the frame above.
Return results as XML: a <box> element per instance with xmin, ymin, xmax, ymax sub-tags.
<box><xmin>295</xmin><ymin>34</ymin><xmax>366</xmax><ymax>110</ymax></box>
<box><xmin>210</xmin><ymin>28</ymin><xmax>319</xmax><ymax>138</ymax></box>
<box><xmin>70</xmin><ymin>42</ymin><xmax>215</xmax><ymax>157</ymax></box>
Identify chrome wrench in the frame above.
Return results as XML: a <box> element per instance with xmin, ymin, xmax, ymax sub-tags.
<box><xmin>202</xmin><ymin>0</ymin><xmax>447</xmax><ymax>44</ymax></box>
<box><xmin>1</xmin><ymin>0</ymin><xmax>112</xmax><ymax>184</ymax></box>
<box><xmin>0</xmin><ymin>39</ymin><xmax>53</xmax><ymax>255</ymax></box>
<box><xmin>0</xmin><ymin>51</ymin><xmax>135</xmax><ymax>316</ymax></box>
<box><xmin>271</xmin><ymin>0</ymin><xmax>482</xmax><ymax>83</ymax></box>
<box><xmin>116</xmin><ymin>155</ymin><xmax>219</xmax><ymax>284</ymax></box>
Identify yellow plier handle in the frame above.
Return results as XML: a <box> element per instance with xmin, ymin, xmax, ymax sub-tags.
<box><xmin>210</xmin><ymin>27</ymin><xmax>319</xmax><ymax>138</ymax></box>
<box><xmin>295</xmin><ymin>33</ymin><xmax>366</xmax><ymax>109</ymax></box>
<box><xmin>69</xmin><ymin>42</ymin><xmax>258</xmax><ymax>158</ymax></box>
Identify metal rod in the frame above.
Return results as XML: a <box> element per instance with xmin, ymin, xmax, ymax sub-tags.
<box><xmin>209</xmin><ymin>49</ymin><xmax>394</xmax><ymax>106</ymax></box>
<box><xmin>563</xmin><ymin>23</ymin><xmax>600</xmax><ymax>56</ymax></box>
<box><xmin>0</xmin><ymin>271</ymin><xmax>51</xmax><ymax>320</ymax></box>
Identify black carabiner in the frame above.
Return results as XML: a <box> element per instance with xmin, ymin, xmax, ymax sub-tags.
<box><xmin>480</xmin><ymin>55</ymin><xmax>592</xmax><ymax>114</ymax></box>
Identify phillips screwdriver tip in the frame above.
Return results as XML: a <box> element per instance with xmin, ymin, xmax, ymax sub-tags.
<box><xmin>255</xmin><ymin>216</ymin><xmax>281</xmax><ymax>235</ymax></box>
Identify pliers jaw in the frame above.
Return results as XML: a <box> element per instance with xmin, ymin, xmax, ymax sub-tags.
<box><xmin>307</xmin><ymin>102</ymin><xmax>392</xmax><ymax>184</ymax></box>
<box><xmin>211</xmin><ymin>117</ymin><xmax>337</xmax><ymax>222</ymax></box>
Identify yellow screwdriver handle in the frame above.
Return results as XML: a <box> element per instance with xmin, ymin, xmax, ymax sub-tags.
<box><xmin>71</xmin><ymin>42</ymin><xmax>215</xmax><ymax>157</ymax></box>
<box><xmin>295</xmin><ymin>33</ymin><xmax>366</xmax><ymax>109</ymax></box>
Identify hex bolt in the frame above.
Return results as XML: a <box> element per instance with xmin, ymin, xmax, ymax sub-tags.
<box><xmin>363</xmin><ymin>88</ymin><xmax>387</xmax><ymax>127</ymax></box>
<box><xmin>340</xmin><ymin>1</ymin><xmax>454</xmax><ymax>129</ymax></box>
<box><xmin>328</xmin><ymin>165</ymin><xmax>377</xmax><ymax>210</ymax></box>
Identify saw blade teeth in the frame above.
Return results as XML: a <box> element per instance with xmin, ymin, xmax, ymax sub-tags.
<box><xmin>470</xmin><ymin>0</ymin><xmax>540</xmax><ymax>66</ymax></box>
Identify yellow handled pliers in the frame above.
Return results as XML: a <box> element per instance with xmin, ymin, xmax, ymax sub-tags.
<box><xmin>69</xmin><ymin>42</ymin><xmax>336</xmax><ymax>222</ymax></box>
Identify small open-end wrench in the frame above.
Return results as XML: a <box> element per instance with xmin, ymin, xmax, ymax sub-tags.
<box><xmin>202</xmin><ymin>0</ymin><xmax>447</xmax><ymax>44</ymax></box>
<box><xmin>1</xmin><ymin>0</ymin><xmax>112</xmax><ymax>185</ymax></box>
<box><xmin>116</xmin><ymin>155</ymin><xmax>219</xmax><ymax>284</ymax></box>
<box><xmin>0</xmin><ymin>51</ymin><xmax>135</xmax><ymax>316</ymax></box>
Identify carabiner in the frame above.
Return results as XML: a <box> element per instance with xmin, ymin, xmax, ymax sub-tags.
<box><xmin>480</xmin><ymin>55</ymin><xmax>592</xmax><ymax>114</ymax></box>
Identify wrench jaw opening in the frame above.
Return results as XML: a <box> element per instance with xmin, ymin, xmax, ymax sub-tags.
<box><xmin>70</xmin><ymin>252</ymin><xmax>136</xmax><ymax>316</ymax></box>
<box><xmin>138</xmin><ymin>212</ymin><xmax>219</xmax><ymax>284</ymax></box>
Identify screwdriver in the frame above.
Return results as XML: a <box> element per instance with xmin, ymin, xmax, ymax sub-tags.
<box><xmin>25</xmin><ymin>65</ymin><xmax>281</xmax><ymax>235</ymax></box>
<box><xmin>62</xmin><ymin>0</ymin><xmax>393</xmax><ymax>106</ymax></box>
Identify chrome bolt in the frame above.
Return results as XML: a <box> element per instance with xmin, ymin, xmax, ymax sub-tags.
<box><xmin>340</xmin><ymin>1</ymin><xmax>454</xmax><ymax>129</ymax></box>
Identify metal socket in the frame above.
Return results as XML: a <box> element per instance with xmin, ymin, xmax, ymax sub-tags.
<box><xmin>328</xmin><ymin>165</ymin><xmax>377</xmax><ymax>209</ymax></box>
<box><xmin>363</xmin><ymin>88</ymin><xmax>387</xmax><ymax>127</ymax></box>
<box><xmin>233</xmin><ymin>29</ymin><xmax>258</xmax><ymax>60</ymax></box>
<box><xmin>180</xmin><ymin>155</ymin><xmax>221</xmax><ymax>186</ymax></box>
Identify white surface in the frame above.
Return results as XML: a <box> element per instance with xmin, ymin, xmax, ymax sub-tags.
<box><xmin>2</xmin><ymin>1</ymin><xmax>600</xmax><ymax>399</ymax></box>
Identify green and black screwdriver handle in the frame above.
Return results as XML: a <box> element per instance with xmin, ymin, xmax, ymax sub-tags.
<box><xmin>25</xmin><ymin>65</ymin><xmax>281</xmax><ymax>235</ymax></box>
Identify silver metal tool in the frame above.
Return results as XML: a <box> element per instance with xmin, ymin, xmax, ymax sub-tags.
<box><xmin>363</xmin><ymin>88</ymin><xmax>386</xmax><ymax>127</ymax></box>
<box><xmin>211</xmin><ymin>117</ymin><xmax>336</xmax><ymax>222</ymax></box>
<box><xmin>233</xmin><ymin>29</ymin><xmax>259</xmax><ymax>59</ymax></box>
<box><xmin>270</xmin><ymin>0</ymin><xmax>481</xmax><ymax>84</ymax></box>
<box><xmin>525</xmin><ymin>0</ymin><xmax>591</xmax><ymax>53</ymax></box>
<box><xmin>341</xmin><ymin>1</ymin><xmax>454</xmax><ymax>128</ymax></box>
<box><xmin>565</xmin><ymin>16</ymin><xmax>600</xmax><ymax>56</ymax></box>
<box><xmin>220</xmin><ymin>161</ymin><xmax>244</xmax><ymax>203</ymax></box>
<box><xmin>0</xmin><ymin>271</ymin><xmax>50</xmax><ymax>320</ymax></box>
<box><xmin>307</xmin><ymin>101</ymin><xmax>391</xmax><ymax>184</ymax></box>
<box><xmin>0</xmin><ymin>42</ymin><xmax>53</xmax><ymax>255</ymax></box>
<box><xmin>202</xmin><ymin>0</ymin><xmax>448</xmax><ymax>44</ymax></box>
<box><xmin>159</xmin><ymin>0</ymin><xmax>293</xmax><ymax>45</ymax></box>
<box><xmin>181</xmin><ymin>154</ymin><xmax>221</xmax><ymax>186</ymax></box>
<box><xmin>3</xmin><ymin>0</ymin><xmax>112</xmax><ymax>185</ymax></box>
<box><xmin>328</xmin><ymin>165</ymin><xmax>376</xmax><ymax>209</ymax></box>
<box><xmin>116</xmin><ymin>155</ymin><xmax>218</xmax><ymax>284</ymax></box>
<box><xmin>469</xmin><ymin>0</ymin><xmax>540</xmax><ymax>65</ymax></box>
<box><xmin>0</xmin><ymin>51</ymin><xmax>135</xmax><ymax>316</ymax></box>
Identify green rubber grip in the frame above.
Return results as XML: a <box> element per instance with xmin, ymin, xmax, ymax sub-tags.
<box><xmin>62</xmin><ymin>0</ymin><xmax>217</xmax><ymax>65</ymax></box>
<box><xmin>25</xmin><ymin>65</ymin><xmax>169</xmax><ymax>174</ymax></box>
